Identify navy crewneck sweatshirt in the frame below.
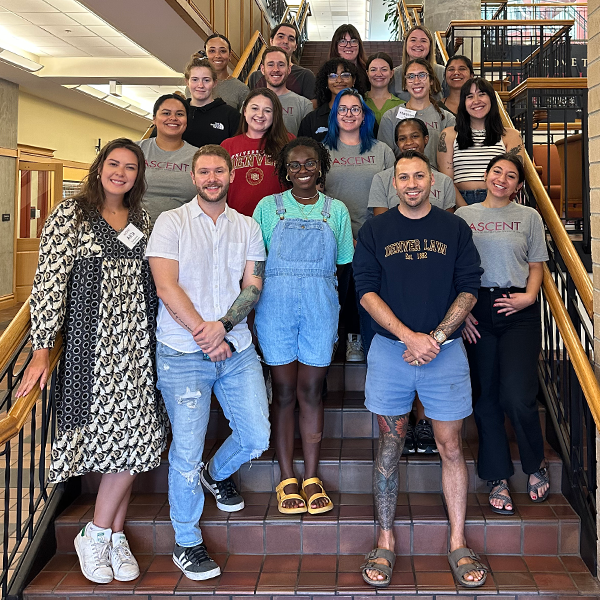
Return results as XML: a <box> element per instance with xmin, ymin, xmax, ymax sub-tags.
<box><xmin>353</xmin><ymin>205</ymin><xmax>482</xmax><ymax>340</ymax></box>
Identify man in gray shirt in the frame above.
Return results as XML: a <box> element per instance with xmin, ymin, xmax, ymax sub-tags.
<box><xmin>260</xmin><ymin>47</ymin><xmax>313</xmax><ymax>136</ymax></box>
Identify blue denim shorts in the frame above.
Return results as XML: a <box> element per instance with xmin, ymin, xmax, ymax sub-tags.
<box><xmin>365</xmin><ymin>334</ymin><xmax>473</xmax><ymax>421</ymax></box>
<box><xmin>460</xmin><ymin>188</ymin><xmax>487</xmax><ymax>205</ymax></box>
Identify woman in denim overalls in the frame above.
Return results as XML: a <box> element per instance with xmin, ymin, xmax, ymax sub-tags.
<box><xmin>253</xmin><ymin>138</ymin><xmax>354</xmax><ymax>515</ymax></box>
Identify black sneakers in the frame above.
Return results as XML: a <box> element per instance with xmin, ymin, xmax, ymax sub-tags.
<box><xmin>402</xmin><ymin>423</ymin><xmax>416</xmax><ymax>455</ymax></box>
<box><xmin>415</xmin><ymin>419</ymin><xmax>438</xmax><ymax>453</ymax></box>
<box><xmin>200</xmin><ymin>464</ymin><xmax>245</xmax><ymax>512</ymax></box>
<box><xmin>172</xmin><ymin>543</ymin><xmax>221</xmax><ymax>580</ymax></box>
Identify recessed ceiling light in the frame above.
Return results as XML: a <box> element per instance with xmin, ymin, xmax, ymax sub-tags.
<box><xmin>0</xmin><ymin>47</ymin><xmax>44</xmax><ymax>72</ymax></box>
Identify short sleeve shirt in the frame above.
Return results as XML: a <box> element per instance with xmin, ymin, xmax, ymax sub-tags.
<box><xmin>253</xmin><ymin>190</ymin><xmax>355</xmax><ymax>265</ymax></box>
<box><xmin>146</xmin><ymin>200</ymin><xmax>266</xmax><ymax>353</ymax></box>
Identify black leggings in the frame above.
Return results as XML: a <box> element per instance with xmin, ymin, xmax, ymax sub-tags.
<box><xmin>466</xmin><ymin>288</ymin><xmax>544</xmax><ymax>481</ymax></box>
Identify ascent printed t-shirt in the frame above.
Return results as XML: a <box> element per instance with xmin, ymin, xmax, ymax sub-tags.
<box><xmin>136</xmin><ymin>138</ymin><xmax>199</xmax><ymax>224</ymax></box>
<box><xmin>324</xmin><ymin>140</ymin><xmax>395</xmax><ymax>238</ymax></box>
<box><xmin>221</xmin><ymin>133</ymin><xmax>294</xmax><ymax>217</ymax></box>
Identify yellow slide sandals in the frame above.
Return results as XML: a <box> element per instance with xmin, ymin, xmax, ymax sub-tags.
<box><xmin>276</xmin><ymin>478</ymin><xmax>307</xmax><ymax>514</ymax></box>
<box><xmin>300</xmin><ymin>477</ymin><xmax>334</xmax><ymax>515</ymax></box>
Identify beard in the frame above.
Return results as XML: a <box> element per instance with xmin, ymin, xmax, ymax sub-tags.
<box><xmin>196</xmin><ymin>182</ymin><xmax>229</xmax><ymax>203</ymax></box>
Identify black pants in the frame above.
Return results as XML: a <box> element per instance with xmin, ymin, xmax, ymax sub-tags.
<box><xmin>467</xmin><ymin>287</ymin><xmax>544</xmax><ymax>481</ymax></box>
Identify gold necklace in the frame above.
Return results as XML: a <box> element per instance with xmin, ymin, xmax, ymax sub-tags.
<box><xmin>292</xmin><ymin>191</ymin><xmax>319</xmax><ymax>218</ymax></box>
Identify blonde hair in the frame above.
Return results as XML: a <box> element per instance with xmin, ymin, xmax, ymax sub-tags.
<box><xmin>184</xmin><ymin>55</ymin><xmax>217</xmax><ymax>81</ymax></box>
<box><xmin>403</xmin><ymin>26</ymin><xmax>437</xmax><ymax>73</ymax></box>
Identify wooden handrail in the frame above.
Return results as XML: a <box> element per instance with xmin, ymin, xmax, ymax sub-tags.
<box><xmin>521</xmin><ymin>25</ymin><xmax>572</xmax><ymax>66</ymax></box>
<box><xmin>232</xmin><ymin>30</ymin><xmax>265</xmax><ymax>80</ymax></box>
<box><xmin>445</xmin><ymin>19</ymin><xmax>574</xmax><ymax>34</ymax></box>
<box><xmin>435</xmin><ymin>31</ymin><xmax>449</xmax><ymax>63</ymax></box>
<box><xmin>542</xmin><ymin>264</ymin><xmax>600</xmax><ymax>430</ymax></box>
<box><xmin>0</xmin><ymin>302</ymin><xmax>31</xmax><ymax>376</ymax></box>
<box><xmin>508</xmin><ymin>76</ymin><xmax>588</xmax><ymax>99</ymax></box>
<box><xmin>496</xmin><ymin>94</ymin><xmax>593</xmax><ymax>318</ymax></box>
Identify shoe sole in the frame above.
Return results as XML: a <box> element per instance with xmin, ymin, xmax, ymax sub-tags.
<box><xmin>200</xmin><ymin>470</ymin><xmax>245</xmax><ymax>512</ymax></box>
<box><xmin>417</xmin><ymin>447</ymin><xmax>439</xmax><ymax>454</ymax></box>
<box><xmin>173</xmin><ymin>555</ymin><xmax>221</xmax><ymax>580</ymax></box>
<box><xmin>346</xmin><ymin>356</ymin><xmax>365</xmax><ymax>362</ymax></box>
<box><xmin>113</xmin><ymin>570</ymin><xmax>140</xmax><ymax>582</ymax></box>
<box><xmin>74</xmin><ymin>534</ymin><xmax>113</xmax><ymax>584</ymax></box>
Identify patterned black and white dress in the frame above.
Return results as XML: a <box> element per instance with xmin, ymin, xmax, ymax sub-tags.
<box><xmin>30</xmin><ymin>199</ymin><xmax>166</xmax><ymax>483</ymax></box>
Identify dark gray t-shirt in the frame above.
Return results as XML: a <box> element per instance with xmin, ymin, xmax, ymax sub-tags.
<box><xmin>279</xmin><ymin>91</ymin><xmax>314</xmax><ymax>135</ymax></box>
<box><xmin>213</xmin><ymin>78</ymin><xmax>249</xmax><ymax>111</ymax></box>
<box><xmin>136</xmin><ymin>138</ymin><xmax>199</xmax><ymax>224</ymax></box>
<box><xmin>248</xmin><ymin>64</ymin><xmax>316</xmax><ymax>100</ymax></box>
<box><xmin>324</xmin><ymin>140</ymin><xmax>395</xmax><ymax>237</ymax></box>
<box><xmin>368</xmin><ymin>167</ymin><xmax>456</xmax><ymax>212</ymax></box>
<box><xmin>377</xmin><ymin>103</ymin><xmax>455</xmax><ymax>169</ymax></box>
<box><xmin>455</xmin><ymin>201</ymin><xmax>548</xmax><ymax>288</ymax></box>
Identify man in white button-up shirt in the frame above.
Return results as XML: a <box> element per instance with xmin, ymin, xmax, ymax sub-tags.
<box><xmin>146</xmin><ymin>145</ymin><xmax>269</xmax><ymax>581</ymax></box>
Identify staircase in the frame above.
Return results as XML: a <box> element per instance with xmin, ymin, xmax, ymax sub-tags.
<box><xmin>22</xmin><ymin>344</ymin><xmax>600</xmax><ymax>599</ymax></box>
<box><xmin>299</xmin><ymin>41</ymin><xmax>404</xmax><ymax>75</ymax></box>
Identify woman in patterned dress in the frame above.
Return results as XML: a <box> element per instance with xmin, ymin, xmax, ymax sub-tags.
<box><xmin>16</xmin><ymin>138</ymin><xmax>166</xmax><ymax>585</ymax></box>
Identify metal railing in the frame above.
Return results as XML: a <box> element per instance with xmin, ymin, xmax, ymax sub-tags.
<box><xmin>0</xmin><ymin>303</ymin><xmax>65</xmax><ymax>598</ymax></box>
<box><xmin>445</xmin><ymin>19</ymin><xmax>574</xmax><ymax>90</ymax></box>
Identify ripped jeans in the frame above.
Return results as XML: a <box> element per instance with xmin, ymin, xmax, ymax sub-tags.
<box><xmin>156</xmin><ymin>342</ymin><xmax>270</xmax><ymax>547</ymax></box>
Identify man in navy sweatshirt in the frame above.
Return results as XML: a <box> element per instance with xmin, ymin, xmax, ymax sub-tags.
<box><xmin>354</xmin><ymin>150</ymin><xmax>487</xmax><ymax>589</ymax></box>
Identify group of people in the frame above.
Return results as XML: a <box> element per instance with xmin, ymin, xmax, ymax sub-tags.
<box><xmin>16</xmin><ymin>19</ymin><xmax>550</xmax><ymax>594</ymax></box>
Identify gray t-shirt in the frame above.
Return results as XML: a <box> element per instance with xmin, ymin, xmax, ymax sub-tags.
<box><xmin>214</xmin><ymin>77</ymin><xmax>249</xmax><ymax>111</ymax></box>
<box><xmin>377</xmin><ymin>103</ymin><xmax>455</xmax><ymax>169</ymax></box>
<box><xmin>389</xmin><ymin>63</ymin><xmax>446</xmax><ymax>102</ymax></box>
<box><xmin>136</xmin><ymin>138</ymin><xmax>199</xmax><ymax>224</ymax></box>
<box><xmin>278</xmin><ymin>90</ymin><xmax>314</xmax><ymax>135</ymax></box>
<box><xmin>455</xmin><ymin>202</ymin><xmax>548</xmax><ymax>288</ymax></box>
<box><xmin>368</xmin><ymin>167</ymin><xmax>456</xmax><ymax>212</ymax></box>
<box><xmin>324</xmin><ymin>140</ymin><xmax>395</xmax><ymax>237</ymax></box>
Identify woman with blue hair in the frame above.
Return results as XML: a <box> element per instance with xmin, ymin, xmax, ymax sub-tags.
<box><xmin>324</xmin><ymin>88</ymin><xmax>395</xmax><ymax>361</ymax></box>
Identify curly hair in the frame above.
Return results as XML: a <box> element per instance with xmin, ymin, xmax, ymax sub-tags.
<box><xmin>314</xmin><ymin>58</ymin><xmax>364</xmax><ymax>107</ymax></box>
<box><xmin>275</xmin><ymin>136</ymin><xmax>332</xmax><ymax>188</ymax></box>
<box><xmin>70</xmin><ymin>138</ymin><xmax>146</xmax><ymax>228</ymax></box>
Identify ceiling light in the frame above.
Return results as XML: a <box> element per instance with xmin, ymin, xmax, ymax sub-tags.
<box><xmin>0</xmin><ymin>47</ymin><xmax>44</xmax><ymax>72</ymax></box>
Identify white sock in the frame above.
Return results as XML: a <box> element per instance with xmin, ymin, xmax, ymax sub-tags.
<box><xmin>112</xmin><ymin>531</ymin><xmax>127</xmax><ymax>547</ymax></box>
<box><xmin>85</xmin><ymin>522</ymin><xmax>111</xmax><ymax>545</ymax></box>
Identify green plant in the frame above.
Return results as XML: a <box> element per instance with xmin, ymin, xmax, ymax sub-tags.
<box><xmin>383</xmin><ymin>0</ymin><xmax>400</xmax><ymax>41</ymax></box>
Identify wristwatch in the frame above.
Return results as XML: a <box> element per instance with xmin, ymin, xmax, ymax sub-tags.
<box><xmin>219</xmin><ymin>317</ymin><xmax>234</xmax><ymax>333</ymax></box>
<box><xmin>431</xmin><ymin>329</ymin><xmax>447</xmax><ymax>344</ymax></box>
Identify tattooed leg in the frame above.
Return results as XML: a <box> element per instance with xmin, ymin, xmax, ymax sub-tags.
<box><xmin>366</xmin><ymin>412</ymin><xmax>409</xmax><ymax>582</ymax></box>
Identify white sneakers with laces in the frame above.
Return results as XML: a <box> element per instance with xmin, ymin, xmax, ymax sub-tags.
<box><xmin>74</xmin><ymin>523</ymin><xmax>139</xmax><ymax>584</ymax></box>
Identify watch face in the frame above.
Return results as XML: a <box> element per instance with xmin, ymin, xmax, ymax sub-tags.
<box><xmin>434</xmin><ymin>330</ymin><xmax>446</xmax><ymax>343</ymax></box>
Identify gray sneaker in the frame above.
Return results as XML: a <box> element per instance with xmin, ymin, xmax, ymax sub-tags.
<box><xmin>172</xmin><ymin>543</ymin><xmax>221</xmax><ymax>580</ymax></box>
<box><xmin>346</xmin><ymin>334</ymin><xmax>365</xmax><ymax>362</ymax></box>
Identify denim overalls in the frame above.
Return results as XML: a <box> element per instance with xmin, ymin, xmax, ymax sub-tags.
<box><xmin>255</xmin><ymin>193</ymin><xmax>340</xmax><ymax>367</ymax></box>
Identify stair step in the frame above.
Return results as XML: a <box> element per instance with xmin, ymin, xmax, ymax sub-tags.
<box><xmin>25</xmin><ymin>551</ymin><xmax>599</xmax><ymax>598</ymax></box>
<box><xmin>53</xmin><ymin>491</ymin><xmax>580</xmax><ymax>556</ymax></box>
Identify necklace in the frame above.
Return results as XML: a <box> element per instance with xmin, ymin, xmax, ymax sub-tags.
<box><xmin>292</xmin><ymin>191</ymin><xmax>319</xmax><ymax>201</ymax></box>
<box><xmin>292</xmin><ymin>191</ymin><xmax>319</xmax><ymax>218</ymax></box>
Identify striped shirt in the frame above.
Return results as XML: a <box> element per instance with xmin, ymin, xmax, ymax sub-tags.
<box><xmin>453</xmin><ymin>130</ymin><xmax>506</xmax><ymax>184</ymax></box>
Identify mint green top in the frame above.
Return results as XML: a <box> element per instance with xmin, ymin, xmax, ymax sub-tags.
<box><xmin>365</xmin><ymin>94</ymin><xmax>406</xmax><ymax>125</ymax></box>
<box><xmin>253</xmin><ymin>190</ymin><xmax>355</xmax><ymax>265</ymax></box>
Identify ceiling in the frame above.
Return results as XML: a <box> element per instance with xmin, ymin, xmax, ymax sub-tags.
<box><xmin>306</xmin><ymin>0</ymin><xmax>369</xmax><ymax>41</ymax></box>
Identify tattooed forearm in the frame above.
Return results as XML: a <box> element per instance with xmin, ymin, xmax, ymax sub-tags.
<box><xmin>507</xmin><ymin>144</ymin><xmax>524</xmax><ymax>163</ymax></box>
<box><xmin>437</xmin><ymin>131</ymin><xmax>447</xmax><ymax>153</ymax></box>
<box><xmin>223</xmin><ymin>285</ymin><xmax>261</xmax><ymax>326</ymax></box>
<box><xmin>374</xmin><ymin>413</ymin><xmax>409</xmax><ymax>531</ymax></box>
<box><xmin>252</xmin><ymin>260</ymin><xmax>265</xmax><ymax>278</ymax></box>
<box><xmin>435</xmin><ymin>292</ymin><xmax>477</xmax><ymax>338</ymax></box>
<box><xmin>164</xmin><ymin>302</ymin><xmax>195</xmax><ymax>333</ymax></box>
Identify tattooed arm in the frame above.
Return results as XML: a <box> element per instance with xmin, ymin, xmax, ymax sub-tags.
<box><xmin>436</xmin><ymin>127</ymin><xmax>456</xmax><ymax>180</ymax></box>
<box><xmin>149</xmin><ymin>257</ymin><xmax>205</xmax><ymax>334</ymax></box>
<box><xmin>435</xmin><ymin>291</ymin><xmax>477</xmax><ymax>338</ymax></box>
<box><xmin>374</xmin><ymin>413</ymin><xmax>410</xmax><ymax>530</ymax></box>
<box><xmin>194</xmin><ymin>260</ymin><xmax>265</xmax><ymax>353</ymax></box>
<box><xmin>504</xmin><ymin>128</ymin><xmax>525</xmax><ymax>164</ymax></box>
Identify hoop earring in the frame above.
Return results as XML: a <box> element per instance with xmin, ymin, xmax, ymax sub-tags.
<box><xmin>318</xmin><ymin>170</ymin><xmax>322</xmax><ymax>178</ymax></box>
<box><xmin>286</xmin><ymin>174</ymin><xmax>291</xmax><ymax>182</ymax></box>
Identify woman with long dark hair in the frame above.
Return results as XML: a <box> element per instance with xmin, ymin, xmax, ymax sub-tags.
<box><xmin>329</xmin><ymin>24</ymin><xmax>369</xmax><ymax>91</ymax></box>
<box><xmin>253</xmin><ymin>137</ymin><xmax>353</xmax><ymax>514</ymax></box>
<box><xmin>456</xmin><ymin>153</ymin><xmax>549</xmax><ymax>513</ymax></box>
<box><xmin>17</xmin><ymin>138</ymin><xmax>166</xmax><ymax>585</ymax></box>
<box><xmin>437</xmin><ymin>77</ymin><xmax>524</xmax><ymax>206</ymax></box>
<box><xmin>221</xmin><ymin>88</ymin><xmax>294</xmax><ymax>216</ymax></box>
<box><xmin>298</xmin><ymin>58</ymin><xmax>363</xmax><ymax>142</ymax></box>
<box><xmin>438</xmin><ymin>55</ymin><xmax>474</xmax><ymax>115</ymax></box>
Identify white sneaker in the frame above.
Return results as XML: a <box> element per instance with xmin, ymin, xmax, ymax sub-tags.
<box><xmin>111</xmin><ymin>533</ymin><xmax>140</xmax><ymax>581</ymax></box>
<box><xmin>346</xmin><ymin>334</ymin><xmax>365</xmax><ymax>362</ymax></box>
<box><xmin>74</xmin><ymin>523</ymin><xmax>113</xmax><ymax>584</ymax></box>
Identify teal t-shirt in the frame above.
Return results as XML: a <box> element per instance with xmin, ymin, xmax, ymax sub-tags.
<box><xmin>253</xmin><ymin>190</ymin><xmax>354</xmax><ymax>265</ymax></box>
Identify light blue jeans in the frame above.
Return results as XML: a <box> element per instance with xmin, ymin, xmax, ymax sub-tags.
<box><xmin>156</xmin><ymin>342</ymin><xmax>270</xmax><ymax>547</ymax></box>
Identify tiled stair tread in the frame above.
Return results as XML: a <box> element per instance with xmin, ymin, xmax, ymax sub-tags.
<box><xmin>25</xmin><ymin>552</ymin><xmax>600</xmax><ymax>597</ymax></box>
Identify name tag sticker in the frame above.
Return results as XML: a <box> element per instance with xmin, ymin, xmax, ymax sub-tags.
<box><xmin>117</xmin><ymin>223</ymin><xmax>144</xmax><ymax>249</ymax></box>
<box><xmin>396</xmin><ymin>106</ymin><xmax>417</xmax><ymax>120</ymax></box>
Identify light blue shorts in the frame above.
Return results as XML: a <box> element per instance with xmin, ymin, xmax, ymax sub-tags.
<box><xmin>365</xmin><ymin>334</ymin><xmax>473</xmax><ymax>421</ymax></box>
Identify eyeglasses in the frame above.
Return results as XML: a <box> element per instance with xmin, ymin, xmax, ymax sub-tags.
<box><xmin>337</xmin><ymin>38</ymin><xmax>359</xmax><ymax>47</ymax></box>
<box><xmin>287</xmin><ymin>160</ymin><xmax>319</xmax><ymax>173</ymax></box>
<box><xmin>337</xmin><ymin>105</ymin><xmax>362</xmax><ymax>116</ymax></box>
<box><xmin>328</xmin><ymin>72</ymin><xmax>353</xmax><ymax>81</ymax></box>
<box><xmin>406</xmin><ymin>72</ymin><xmax>429</xmax><ymax>81</ymax></box>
